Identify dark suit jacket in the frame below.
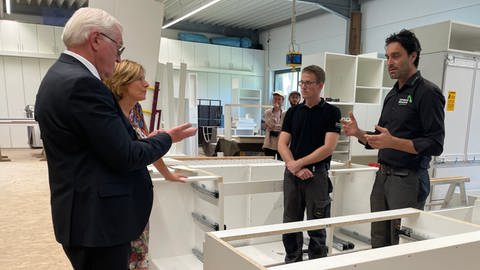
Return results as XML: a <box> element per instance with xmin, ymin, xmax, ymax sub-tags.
<box><xmin>35</xmin><ymin>53</ymin><xmax>171</xmax><ymax>247</ymax></box>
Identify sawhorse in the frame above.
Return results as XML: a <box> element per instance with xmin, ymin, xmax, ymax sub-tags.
<box><xmin>426</xmin><ymin>176</ymin><xmax>470</xmax><ymax>210</ymax></box>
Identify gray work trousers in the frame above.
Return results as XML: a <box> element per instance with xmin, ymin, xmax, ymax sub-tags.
<box><xmin>370</xmin><ymin>167</ymin><xmax>420</xmax><ymax>248</ymax></box>
<box><xmin>282</xmin><ymin>169</ymin><xmax>331</xmax><ymax>263</ymax></box>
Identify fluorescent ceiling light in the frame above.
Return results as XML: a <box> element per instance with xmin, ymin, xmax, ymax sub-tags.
<box><xmin>162</xmin><ymin>0</ymin><xmax>223</xmax><ymax>29</ymax></box>
<box><xmin>6</xmin><ymin>0</ymin><xmax>11</xmax><ymax>14</ymax></box>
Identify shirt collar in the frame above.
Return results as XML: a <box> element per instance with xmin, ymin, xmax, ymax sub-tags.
<box><xmin>394</xmin><ymin>71</ymin><xmax>421</xmax><ymax>92</ymax></box>
<box><xmin>63</xmin><ymin>50</ymin><xmax>101</xmax><ymax>80</ymax></box>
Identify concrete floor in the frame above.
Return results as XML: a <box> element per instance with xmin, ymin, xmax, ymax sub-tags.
<box><xmin>0</xmin><ymin>148</ymin><xmax>71</xmax><ymax>269</ymax></box>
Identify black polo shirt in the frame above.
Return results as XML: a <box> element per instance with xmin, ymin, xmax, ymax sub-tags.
<box><xmin>282</xmin><ymin>98</ymin><xmax>341</xmax><ymax>166</ymax></box>
<box><xmin>373</xmin><ymin>71</ymin><xmax>445</xmax><ymax>169</ymax></box>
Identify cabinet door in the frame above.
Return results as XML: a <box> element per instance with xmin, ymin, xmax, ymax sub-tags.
<box><xmin>37</xmin><ymin>24</ymin><xmax>55</xmax><ymax>54</ymax></box>
<box><xmin>196</xmin><ymin>72</ymin><xmax>208</xmax><ymax>99</ymax></box>
<box><xmin>242</xmin><ymin>48</ymin><xmax>254</xmax><ymax>71</ymax></box>
<box><xmin>219</xmin><ymin>46</ymin><xmax>232</xmax><ymax>69</ymax></box>
<box><xmin>466</xmin><ymin>68</ymin><xmax>480</xmax><ymax>160</ymax></box>
<box><xmin>3</xmin><ymin>56</ymin><xmax>28</xmax><ymax>147</ymax></box>
<box><xmin>219</xmin><ymin>74</ymin><xmax>232</xmax><ymax>103</ymax></box>
<box><xmin>158</xmin><ymin>38</ymin><xmax>169</xmax><ymax>63</ymax></box>
<box><xmin>18</xmin><ymin>23</ymin><xmax>38</xmax><ymax>53</ymax></box>
<box><xmin>207</xmin><ymin>73</ymin><xmax>220</xmax><ymax>99</ymax></box>
<box><xmin>252</xmin><ymin>49</ymin><xmax>264</xmax><ymax>76</ymax></box>
<box><xmin>21</xmin><ymin>58</ymin><xmax>41</xmax><ymax>105</ymax></box>
<box><xmin>181</xmin><ymin>41</ymin><xmax>195</xmax><ymax>66</ymax></box>
<box><xmin>0</xmin><ymin>21</ymin><xmax>20</xmax><ymax>52</ymax></box>
<box><xmin>167</xmin><ymin>39</ymin><xmax>181</xmax><ymax>66</ymax></box>
<box><xmin>231</xmin><ymin>47</ymin><xmax>243</xmax><ymax>70</ymax></box>
<box><xmin>442</xmin><ymin>63</ymin><xmax>474</xmax><ymax>161</ymax></box>
<box><xmin>54</xmin><ymin>26</ymin><xmax>65</xmax><ymax>53</ymax></box>
<box><xmin>208</xmin><ymin>45</ymin><xmax>219</xmax><ymax>68</ymax></box>
<box><xmin>194</xmin><ymin>43</ymin><xmax>210</xmax><ymax>67</ymax></box>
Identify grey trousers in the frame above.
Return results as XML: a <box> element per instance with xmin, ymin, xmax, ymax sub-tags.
<box><xmin>282</xmin><ymin>169</ymin><xmax>331</xmax><ymax>263</ymax></box>
<box><xmin>370</xmin><ymin>168</ymin><xmax>420</xmax><ymax>248</ymax></box>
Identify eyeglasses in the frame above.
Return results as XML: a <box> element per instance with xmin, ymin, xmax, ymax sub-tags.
<box><xmin>298</xmin><ymin>80</ymin><xmax>319</xmax><ymax>87</ymax></box>
<box><xmin>99</xmin><ymin>32</ymin><xmax>125</xmax><ymax>57</ymax></box>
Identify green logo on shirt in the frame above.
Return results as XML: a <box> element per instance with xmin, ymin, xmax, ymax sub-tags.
<box><xmin>407</xmin><ymin>94</ymin><xmax>413</xmax><ymax>103</ymax></box>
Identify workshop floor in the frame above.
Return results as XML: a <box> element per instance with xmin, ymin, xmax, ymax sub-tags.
<box><xmin>0</xmin><ymin>148</ymin><xmax>71</xmax><ymax>269</ymax></box>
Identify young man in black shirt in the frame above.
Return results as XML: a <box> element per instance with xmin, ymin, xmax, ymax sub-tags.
<box><xmin>278</xmin><ymin>65</ymin><xmax>341</xmax><ymax>262</ymax></box>
<box><xmin>341</xmin><ymin>29</ymin><xmax>445</xmax><ymax>248</ymax></box>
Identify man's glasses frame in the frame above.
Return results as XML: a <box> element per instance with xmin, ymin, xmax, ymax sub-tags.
<box><xmin>298</xmin><ymin>80</ymin><xmax>319</xmax><ymax>87</ymax></box>
<box><xmin>99</xmin><ymin>32</ymin><xmax>125</xmax><ymax>57</ymax></box>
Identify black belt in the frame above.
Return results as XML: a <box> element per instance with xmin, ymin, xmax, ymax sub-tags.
<box><xmin>305</xmin><ymin>163</ymin><xmax>329</xmax><ymax>173</ymax></box>
<box><xmin>378</xmin><ymin>164</ymin><xmax>416</xmax><ymax>176</ymax></box>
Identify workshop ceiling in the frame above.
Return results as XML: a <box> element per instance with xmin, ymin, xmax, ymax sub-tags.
<box><xmin>1</xmin><ymin>0</ymin><xmax>359</xmax><ymax>32</ymax></box>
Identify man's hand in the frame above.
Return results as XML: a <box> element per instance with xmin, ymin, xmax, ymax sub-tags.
<box><xmin>340</xmin><ymin>112</ymin><xmax>361</xmax><ymax>137</ymax></box>
<box><xmin>365</xmin><ymin>125</ymin><xmax>393</xmax><ymax>149</ymax></box>
<box><xmin>166</xmin><ymin>123</ymin><xmax>197</xmax><ymax>143</ymax></box>
<box><xmin>295</xmin><ymin>168</ymin><xmax>313</xmax><ymax>180</ymax></box>
<box><xmin>285</xmin><ymin>159</ymin><xmax>302</xmax><ymax>174</ymax></box>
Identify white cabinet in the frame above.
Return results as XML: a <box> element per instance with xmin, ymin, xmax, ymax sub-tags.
<box><xmin>356</xmin><ymin>56</ymin><xmax>383</xmax><ymax>104</ymax></box>
<box><xmin>315</xmin><ymin>52</ymin><xmax>386</xmax><ymax>161</ymax></box>
<box><xmin>323</xmin><ymin>53</ymin><xmax>356</xmax><ymax>103</ymax></box>
<box><xmin>323</xmin><ymin>52</ymin><xmax>383</xmax><ymax>105</ymax></box>
<box><xmin>0</xmin><ymin>20</ymin><xmax>20</xmax><ymax>52</ymax></box>
<box><xmin>18</xmin><ymin>23</ymin><xmax>38</xmax><ymax>53</ymax></box>
<box><xmin>219</xmin><ymin>46</ymin><xmax>232</xmax><ymax>69</ymax></box>
<box><xmin>54</xmin><ymin>26</ymin><xmax>65</xmax><ymax>53</ymax></box>
<box><xmin>232</xmin><ymin>88</ymin><xmax>262</xmax><ymax>134</ymax></box>
<box><xmin>37</xmin><ymin>24</ymin><xmax>56</xmax><ymax>54</ymax></box>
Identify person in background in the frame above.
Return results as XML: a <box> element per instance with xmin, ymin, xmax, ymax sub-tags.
<box><xmin>34</xmin><ymin>8</ymin><xmax>196</xmax><ymax>270</ymax></box>
<box><xmin>341</xmin><ymin>29</ymin><xmax>445</xmax><ymax>248</ymax></box>
<box><xmin>262</xmin><ymin>91</ymin><xmax>284</xmax><ymax>159</ymax></box>
<box><xmin>288</xmin><ymin>91</ymin><xmax>301</xmax><ymax>107</ymax></box>
<box><xmin>104</xmin><ymin>59</ymin><xmax>187</xmax><ymax>270</ymax></box>
<box><xmin>278</xmin><ymin>65</ymin><xmax>341</xmax><ymax>263</ymax></box>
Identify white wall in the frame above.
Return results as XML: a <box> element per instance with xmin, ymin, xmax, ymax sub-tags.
<box><xmin>361</xmin><ymin>0</ymin><xmax>480</xmax><ymax>54</ymax></box>
<box><xmin>259</xmin><ymin>13</ymin><xmax>348</xmax><ymax>100</ymax></box>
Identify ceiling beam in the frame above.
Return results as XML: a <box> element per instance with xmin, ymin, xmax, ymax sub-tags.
<box><xmin>259</xmin><ymin>9</ymin><xmax>326</xmax><ymax>31</ymax></box>
<box><xmin>299</xmin><ymin>0</ymin><xmax>360</xmax><ymax>19</ymax></box>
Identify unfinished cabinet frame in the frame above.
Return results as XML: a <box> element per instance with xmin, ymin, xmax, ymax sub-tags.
<box><xmin>204</xmin><ymin>208</ymin><xmax>480</xmax><ymax>270</ymax></box>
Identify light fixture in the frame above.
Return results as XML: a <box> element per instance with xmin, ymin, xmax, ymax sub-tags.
<box><xmin>6</xmin><ymin>0</ymin><xmax>11</xmax><ymax>14</ymax></box>
<box><xmin>162</xmin><ymin>0</ymin><xmax>223</xmax><ymax>29</ymax></box>
<box><xmin>286</xmin><ymin>0</ymin><xmax>302</xmax><ymax>70</ymax></box>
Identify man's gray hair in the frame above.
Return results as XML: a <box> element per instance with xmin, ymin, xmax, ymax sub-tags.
<box><xmin>62</xmin><ymin>7</ymin><xmax>123</xmax><ymax>47</ymax></box>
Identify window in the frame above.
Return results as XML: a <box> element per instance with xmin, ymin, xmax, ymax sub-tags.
<box><xmin>273</xmin><ymin>68</ymin><xmax>300</xmax><ymax>98</ymax></box>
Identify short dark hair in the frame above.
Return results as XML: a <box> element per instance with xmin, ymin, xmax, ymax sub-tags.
<box><xmin>385</xmin><ymin>29</ymin><xmax>422</xmax><ymax>67</ymax></box>
<box><xmin>302</xmin><ymin>65</ymin><xmax>326</xmax><ymax>83</ymax></box>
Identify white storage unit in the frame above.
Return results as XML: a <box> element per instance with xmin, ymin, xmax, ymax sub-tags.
<box><xmin>231</xmin><ymin>88</ymin><xmax>262</xmax><ymax>134</ymax></box>
<box><xmin>0</xmin><ymin>21</ymin><xmax>61</xmax><ymax>148</ymax></box>
<box><xmin>303</xmin><ymin>52</ymin><xmax>387</xmax><ymax>161</ymax></box>
<box><xmin>412</xmin><ymin>21</ymin><xmax>480</xmax><ymax>190</ymax></box>
<box><xmin>148</xmin><ymin>159</ymin><xmax>378</xmax><ymax>270</ymax></box>
<box><xmin>158</xmin><ymin>38</ymin><xmax>265</xmax><ymax>121</ymax></box>
<box><xmin>204</xmin><ymin>208</ymin><xmax>480</xmax><ymax>270</ymax></box>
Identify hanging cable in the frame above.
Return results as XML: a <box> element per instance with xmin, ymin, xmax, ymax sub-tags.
<box><xmin>286</xmin><ymin>0</ymin><xmax>302</xmax><ymax>70</ymax></box>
